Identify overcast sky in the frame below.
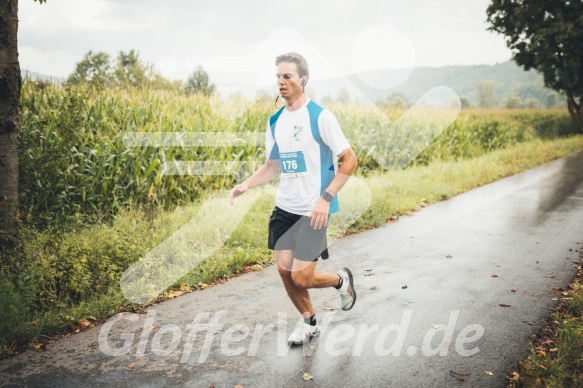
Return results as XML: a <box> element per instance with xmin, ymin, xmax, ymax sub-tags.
<box><xmin>19</xmin><ymin>0</ymin><xmax>512</xmax><ymax>86</ymax></box>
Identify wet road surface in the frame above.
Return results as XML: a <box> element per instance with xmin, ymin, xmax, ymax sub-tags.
<box><xmin>2</xmin><ymin>151</ymin><xmax>583</xmax><ymax>387</ymax></box>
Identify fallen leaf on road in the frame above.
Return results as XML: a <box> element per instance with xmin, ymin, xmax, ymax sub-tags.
<box><xmin>449</xmin><ymin>370</ymin><xmax>469</xmax><ymax>381</ymax></box>
<box><xmin>485</xmin><ymin>371</ymin><xmax>494</xmax><ymax>376</ymax></box>
<box><xmin>250</xmin><ymin>264</ymin><xmax>263</xmax><ymax>271</ymax></box>
<box><xmin>402</xmin><ymin>285</ymin><xmax>408</xmax><ymax>289</ymax></box>
<box><xmin>209</xmin><ymin>384</ymin><xmax>215</xmax><ymax>388</ymax></box>
<box><xmin>234</xmin><ymin>385</ymin><xmax>245</xmax><ymax>388</ymax></box>
<box><xmin>491</xmin><ymin>274</ymin><xmax>498</xmax><ymax>278</ymax></box>
<box><xmin>370</xmin><ymin>286</ymin><xmax>377</xmax><ymax>290</ymax></box>
<box><xmin>128</xmin><ymin>363</ymin><xmax>135</xmax><ymax>369</ymax></box>
<box><xmin>550</xmin><ymin>288</ymin><xmax>559</xmax><ymax>293</ymax></box>
<box><xmin>365</xmin><ymin>269</ymin><xmax>373</xmax><ymax>272</ymax></box>
<box><xmin>543</xmin><ymin>275</ymin><xmax>555</xmax><ymax>278</ymax></box>
<box><xmin>511</xmin><ymin>288</ymin><xmax>517</xmax><ymax>292</ymax></box>
<box><xmin>446</xmin><ymin>255</ymin><xmax>453</xmax><ymax>259</ymax></box>
<box><xmin>499</xmin><ymin>304</ymin><xmax>512</xmax><ymax>307</ymax></box>
<box><xmin>508</xmin><ymin>371</ymin><xmax>520</xmax><ymax>381</ymax></box>
<box><xmin>78</xmin><ymin>318</ymin><xmax>91</xmax><ymax>328</ymax></box>
<box><xmin>302</xmin><ymin>372</ymin><xmax>313</xmax><ymax>381</ymax></box>
<box><xmin>168</xmin><ymin>290</ymin><xmax>183</xmax><ymax>299</ymax></box>
<box><xmin>431</xmin><ymin>324</ymin><xmax>439</xmax><ymax>329</ymax></box>
<box><xmin>323</xmin><ymin>307</ymin><xmax>335</xmax><ymax>311</ymax></box>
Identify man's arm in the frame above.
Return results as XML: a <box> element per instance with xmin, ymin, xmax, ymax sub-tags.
<box><xmin>229</xmin><ymin>159</ymin><xmax>280</xmax><ymax>205</ymax></box>
<box><xmin>310</xmin><ymin>147</ymin><xmax>358</xmax><ymax>228</ymax></box>
<box><xmin>322</xmin><ymin>147</ymin><xmax>357</xmax><ymax>197</ymax></box>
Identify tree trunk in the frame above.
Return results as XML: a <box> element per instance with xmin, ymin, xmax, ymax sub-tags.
<box><xmin>0</xmin><ymin>0</ymin><xmax>20</xmax><ymax>248</ymax></box>
<box><xmin>565</xmin><ymin>89</ymin><xmax>583</xmax><ymax>131</ymax></box>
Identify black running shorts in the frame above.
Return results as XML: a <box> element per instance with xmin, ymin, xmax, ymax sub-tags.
<box><xmin>268</xmin><ymin>206</ymin><xmax>329</xmax><ymax>262</ymax></box>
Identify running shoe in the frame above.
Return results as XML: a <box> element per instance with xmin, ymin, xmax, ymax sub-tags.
<box><xmin>287</xmin><ymin>322</ymin><xmax>320</xmax><ymax>346</ymax></box>
<box><xmin>337</xmin><ymin>267</ymin><xmax>356</xmax><ymax>310</ymax></box>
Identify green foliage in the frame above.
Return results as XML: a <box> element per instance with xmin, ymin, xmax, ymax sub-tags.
<box><xmin>512</xmin><ymin>281</ymin><xmax>583</xmax><ymax>387</ymax></box>
<box><xmin>384</xmin><ymin>92</ymin><xmax>411</xmax><ymax>109</ymax></box>
<box><xmin>19</xmin><ymin>80</ymin><xmax>269</xmax><ymax>228</ymax></box>
<box><xmin>113</xmin><ymin>50</ymin><xmax>149</xmax><ymax>88</ymax></box>
<box><xmin>487</xmin><ymin>0</ymin><xmax>583</xmax><ymax>95</ymax></box>
<box><xmin>66</xmin><ymin>49</ymin><xmax>180</xmax><ymax>91</ymax></box>
<box><xmin>476</xmin><ymin>80</ymin><xmax>497</xmax><ymax>108</ymax></box>
<box><xmin>512</xmin><ymin>110</ymin><xmax>580</xmax><ymax>139</ymax></box>
<box><xmin>503</xmin><ymin>93</ymin><xmax>523</xmax><ymax>109</ymax></box>
<box><xmin>185</xmin><ymin>66</ymin><xmax>216</xmax><ymax>96</ymax></box>
<box><xmin>67</xmin><ymin>51</ymin><xmax>112</xmax><ymax>86</ymax></box>
<box><xmin>524</xmin><ymin>98</ymin><xmax>541</xmax><ymax>109</ymax></box>
<box><xmin>487</xmin><ymin>0</ymin><xmax>583</xmax><ymax>127</ymax></box>
<box><xmin>336</xmin><ymin>87</ymin><xmax>350</xmax><ymax>104</ymax></box>
<box><xmin>0</xmin><ymin>273</ymin><xmax>30</xmax><ymax>343</ymax></box>
<box><xmin>3</xmin><ymin>133</ymin><xmax>583</xmax><ymax>353</ymax></box>
<box><xmin>18</xmin><ymin>80</ymin><xmax>576</xmax><ymax>228</ymax></box>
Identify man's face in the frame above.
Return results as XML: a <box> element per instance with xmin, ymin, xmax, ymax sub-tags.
<box><xmin>276</xmin><ymin>61</ymin><xmax>305</xmax><ymax>101</ymax></box>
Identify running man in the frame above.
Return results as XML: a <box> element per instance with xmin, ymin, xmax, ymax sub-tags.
<box><xmin>229</xmin><ymin>52</ymin><xmax>358</xmax><ymax>346</ymax></box>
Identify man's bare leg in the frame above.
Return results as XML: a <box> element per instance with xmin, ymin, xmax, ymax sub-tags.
<box><xmin>275</xmin><ymin>250</ymin><xmax>340</xmax><ymax>317</ymax></box>
<box><xmin>275</xmin><ymin>249</ymin><xmax>314</xmax><ymax>318</ymax></box>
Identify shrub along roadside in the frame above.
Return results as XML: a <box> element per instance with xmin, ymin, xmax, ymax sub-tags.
<box><xmin>507</xmin><ymin>249</ymin><xmax>583</xmax><ymax>387</ymax></box>
<box><xmin>1</xmin><ymin>135</ymin><xmax>583</xmax><ymax>357</ymax></box>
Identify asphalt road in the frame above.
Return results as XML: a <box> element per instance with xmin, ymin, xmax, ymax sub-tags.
<box><xmin>2</xmin><ymin>151</ymin><xmax>583</xmax><ymax>388</ymax></box>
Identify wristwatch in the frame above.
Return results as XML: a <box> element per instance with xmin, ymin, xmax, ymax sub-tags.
<box><xmin>321</xmin><ymin>191</ymin><xmax>334</xmax><ymax>202</ymax></box>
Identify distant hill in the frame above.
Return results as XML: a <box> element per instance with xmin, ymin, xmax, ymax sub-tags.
<box><xmin>309</xmin><ymin>61</ymin><xmax>564</xmax><ymax>108</ymax></box>
<box><xmin>20</xmin><ymin>69</ymin><xmax>64</xmax><ymax>83</ymax></box>
<box><xmin>21</xmin><ymin>62</ymin><xmax>564</xmax><ymax>109</ymax></box>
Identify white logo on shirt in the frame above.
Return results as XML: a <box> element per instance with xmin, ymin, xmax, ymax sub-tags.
<box><xmin>293</xmin><ymin>126</ymin><xmax>303</xmax><ymax>141</ymax></box>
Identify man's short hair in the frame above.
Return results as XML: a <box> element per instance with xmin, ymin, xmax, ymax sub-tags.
<box><xmin>275</xmin><ymin>52</ymin><xmax>309</xmax><ymax>78</ymax></box>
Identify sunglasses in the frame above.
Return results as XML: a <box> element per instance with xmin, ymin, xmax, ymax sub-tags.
<box><xmin>275</xmin><ymin>73</ymin><xmax>296</xmax><ymax>80</ymax></box>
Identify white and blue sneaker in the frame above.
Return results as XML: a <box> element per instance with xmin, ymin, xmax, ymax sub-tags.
<box><xmin>287</xmin><ymin>322</ymin><xmax>320</xmax><ymax>346</ymax></box>
<box><xmin>337</xmin><ymin>267</ymin><xmax>356</xmax><ymax>310</ymax></box>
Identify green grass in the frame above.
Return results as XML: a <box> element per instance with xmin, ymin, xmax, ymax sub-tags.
<box><xmin>509</xmin><ymin>260</ymin><xmax>583</xmax><ymax>387</ymax></box>
<box><xmin>2</xmin><ymin>135</ymin><xmax>583</xmax><ymax>355</ymax></box>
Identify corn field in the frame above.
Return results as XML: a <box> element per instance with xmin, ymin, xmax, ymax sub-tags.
<box><xmin>19</xmin><ymin>79</ymin><xmax>575</xmax><ymax>227</ymax></box>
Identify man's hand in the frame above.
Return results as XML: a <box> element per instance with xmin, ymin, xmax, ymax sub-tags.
<box><xmin>229</xmin><ymin>182</ymin><xmax>249</xmax><ymax>205</ymax></box>
<box><xmin>310</xmin><ymin>197</ymin><xmax>330</xmax><ymax>229</ymax></box>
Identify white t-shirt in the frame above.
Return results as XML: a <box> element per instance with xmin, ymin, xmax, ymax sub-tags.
<box><xmin>265</xmin><ymin>99</ymin><xmax>350</xmax><ymax>216</ymax></box>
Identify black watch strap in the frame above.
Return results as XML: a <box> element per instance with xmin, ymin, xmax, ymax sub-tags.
<box><xmin>321</xmin><ymin>191</ymin><xmax>334</xmax><ymax>202</ymax></box>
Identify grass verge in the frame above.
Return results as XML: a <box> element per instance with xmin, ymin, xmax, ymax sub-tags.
<box><xmin>507</xmin><ymin>248</ymin><xmax>583</xmax><ymax>387</ymax></box>
<box><xmin>2</xmin><ymin>135</ymin><xmax>583</xmax><ymax>357</ymax></box>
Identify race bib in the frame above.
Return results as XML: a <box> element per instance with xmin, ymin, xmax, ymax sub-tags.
<box><xmin>279</xmin><ymin>151</ymin><xmax>307</xmax><ymax>177</ymax></box>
